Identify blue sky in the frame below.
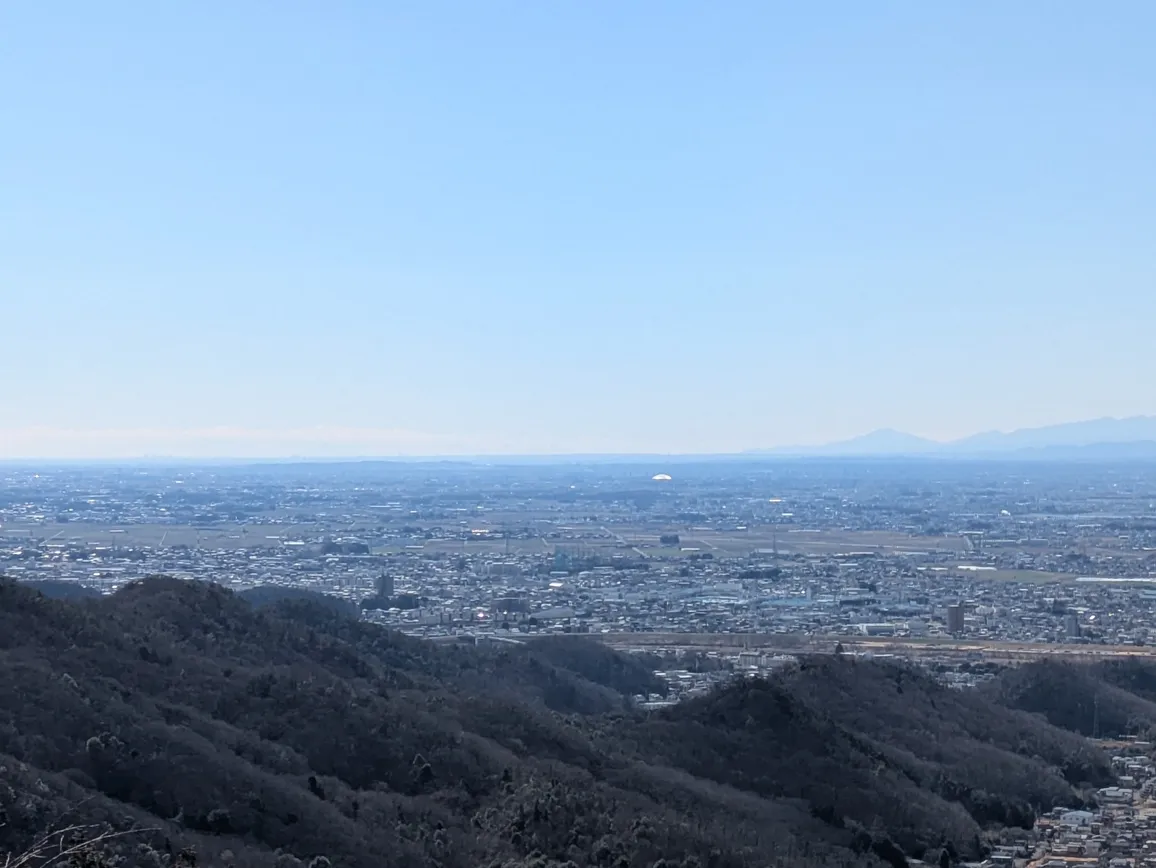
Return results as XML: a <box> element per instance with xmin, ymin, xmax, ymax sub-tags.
<box><xmin>3</xmin><ymin>2</ymin><xmax>1154</xmax><ymax>457</ymax></box>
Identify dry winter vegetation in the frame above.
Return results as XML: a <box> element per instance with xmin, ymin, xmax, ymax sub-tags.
<box><xmin>0</xmin><ymin>577</ymin><xmax>1150</xmax><ymax>868</ymax></box>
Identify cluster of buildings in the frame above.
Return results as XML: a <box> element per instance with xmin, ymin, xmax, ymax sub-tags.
<box><xmin>9</xmin><ymin>461</ymin><xmax>1156</xmax><ymax>865</ymax></box>
<box><xmin>1015</xmin><ymin>739</ymin><xmax>1156</xmax><ymax>868</ymax></box>
<box><xmin>2</xmin><ymin>461</ymin><xmax>1156</xmax><ymax>655</ymax></box>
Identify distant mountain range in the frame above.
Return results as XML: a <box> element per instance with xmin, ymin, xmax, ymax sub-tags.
<box><xmin>758</xmin><ymin>416</ymin><xmax>1156</xmax><ymax>459</ymax></box>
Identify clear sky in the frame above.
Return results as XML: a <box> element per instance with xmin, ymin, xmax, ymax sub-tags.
<box><xmin>3</xmin><ymin>2</ymin><xmax>1155</xmax><ymax>458</ymax></box>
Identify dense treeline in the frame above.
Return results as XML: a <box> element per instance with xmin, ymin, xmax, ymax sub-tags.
<box><xmin>237</xmin><ymin>586</ymin><xmax>359</xmax><ymax>619</ymax></box>
<box><xmin>17</xmin><ymin>579</ymin><xmax>102</xmax><ymax>601</ymax></box>
<box><xmin>0</xmin><ymin>577</ymin><xmax>1138</xmax><ymax>868</ymax></box>
<box><xmin>622</xmin><ymin>656</ymin><xmax>1111</xmax><ymax>859</ymax></box>
<box><xmin>522</xmin><ymin>636</ymin><xmax>668</xmax><ymax>700</ymax></box>
<box><xmin>983</xmin><ymin>657</ymin><xmax>1156</xmax><ymax>738</ymax></box>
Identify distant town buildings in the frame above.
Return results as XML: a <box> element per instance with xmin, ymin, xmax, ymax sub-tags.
<box><xmin>4</xmin><ymin>460</ymin><xmax>1156</xmax><ymax>661</ymax></box>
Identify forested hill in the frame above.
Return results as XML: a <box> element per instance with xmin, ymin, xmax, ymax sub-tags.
<box><xmin>983</xmin><ymin>657</ymin><xmax>1156</xmax><ymax>738</ymax></box>
<box><xmin>236</xmin><ymin>585</ymin><xmax>359</xmax><ymax>619</ymax></box>
<box><xmin>0</xmin><ymin>578</ymin><xmax>1125</xmax><ymax>868</ymax></box>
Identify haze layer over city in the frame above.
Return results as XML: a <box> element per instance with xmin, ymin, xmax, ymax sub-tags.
<box><xmin>8</xmin><ymin>454</ymin><xmax>1156</xmax><ymax>673</ymax></box>
<box><xmin>8</xmin><ymin>3</ymin><xmax>1156</xmax><ymax>868</ymax></box>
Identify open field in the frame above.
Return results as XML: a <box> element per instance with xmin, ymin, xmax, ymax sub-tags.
<box><xmin>598</xmin><ymin>631</ymin><xmax>1156</xmax><ymax>663</ymax></box>
<box><xmin>1</xmin><ymin>522</ymin><xmax>1129</xmax><ymax>582</ymax></box>
<box><xmin>405</xmin><ymin>525</ymin><xmax>976</xmax><ymax>558</ymax></box>
<box><xmin>604</xmin><ymin>527</ymin><xmax>971</xmax><ymax>557</ymax></box>
<box><xmin>944</xmin><ymin>568</ymin><xmax>1069</xmax><ymax>583</ymax></box>
<box><xmin>0</xmin><ymin>522</ymin><xmax>315</xmax><ymax>550</ymax></box>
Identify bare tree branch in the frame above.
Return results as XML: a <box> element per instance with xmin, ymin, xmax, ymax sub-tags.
<box><xmin>4</xmin><ymin>823</ymin><xmax>159</xmax><ymax>868</ymax></box>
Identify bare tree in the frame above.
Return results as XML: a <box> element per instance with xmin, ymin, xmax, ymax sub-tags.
<box><xmin>2</xmin><ymin>823</ymin><xmax>158</xmax><ymax>868</ymax></box>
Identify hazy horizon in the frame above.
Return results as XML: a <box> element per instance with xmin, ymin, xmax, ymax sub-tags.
<box><xmin>5</xmin><ymin>2</ymin><xmax>1155</xmax><ymax>458</ymax></box>
<box><xmin>4</xmin><ymin>415</ymin><xmax>1156</xmax><ymax>460</ymax></box>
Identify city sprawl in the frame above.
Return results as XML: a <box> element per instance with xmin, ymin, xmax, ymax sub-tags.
<box><xmin>11</xmin><ymin>458</ymin><xmax>1156</xmax><ymax>866</ymax></box>
<box><xmin>4</xmin><ymin>460</ymin><xmax>1156</xmax><ymax>669</ymax></box>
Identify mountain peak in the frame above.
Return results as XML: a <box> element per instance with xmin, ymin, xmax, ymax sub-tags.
<box><xmin>765</xmin><ymin>428</ymin><xmax>938</xmax><ymax>456</ymax></box>
<box><xmin>763</xmin><ymin>415</ymin><xmax>1156</xmax><ymax>458</ymax></box>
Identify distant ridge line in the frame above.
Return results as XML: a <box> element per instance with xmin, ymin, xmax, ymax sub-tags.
<box><xmin>755</xmin><ymin>416</ymin><xmax>1156</xmax><ymax>458</ymax></box>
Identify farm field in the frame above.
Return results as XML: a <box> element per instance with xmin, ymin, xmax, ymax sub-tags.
<box><xmin>404</xmin><ymin>525</ymin><xmax>974</xmax><ymax>559</ymax></box>
<box><xmin>1</xmin><ymin>522</ymin><xmax>310</xmax><ymax>550</ymax></box>
<box><xmin>5</xmin><ymin>520</ymin><xmax>1132</xmax><ymax>582</ymax></box>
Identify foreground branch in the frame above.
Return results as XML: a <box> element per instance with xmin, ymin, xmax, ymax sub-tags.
<box><xmin>3</xmin><ymin>823</ymin><xmax>159</xmax><ymax>868</ymax></box>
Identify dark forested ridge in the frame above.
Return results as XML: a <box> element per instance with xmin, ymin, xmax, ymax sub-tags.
<box><xmin>236</xmin><ymin>585</ymin><xmax>359</xmax><ymax>619</ymax></box>
<box><xmin>15</xmin><ymin>579</ymin><xmax>102</xmax><ymax>600</ymax></box>
<box><xmin>0</xmin><ymin>577</ymin><xmax>1138</xmax><ymax>868</ymax></box>
<box><xmin>984</xmin><ymin>657</ymin><xmax>1156</xmax><ymax>738</ymax></box>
